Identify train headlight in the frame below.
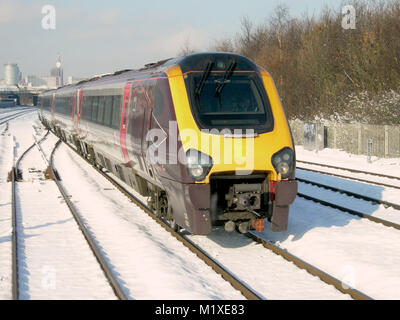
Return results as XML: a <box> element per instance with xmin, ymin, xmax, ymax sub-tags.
<box><xmin>272</xmin><ymin>148</ymin><xmax>294</xmax><ymax>180</ymax></box>
<box><xmin>186</xmin><ymin>149</ymin><xmax>213</xmax><ymax>181</ymax></box>
<box><xmin>189</xmin><ymin>164</ymin><xmax>204</xmax><ymax>178</ymax></box>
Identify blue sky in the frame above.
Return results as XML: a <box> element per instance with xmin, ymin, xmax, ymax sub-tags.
<box><xmin>0</xmin><ymin>0</ymin><xmax>347</xmax><ymax>79</ymax></box>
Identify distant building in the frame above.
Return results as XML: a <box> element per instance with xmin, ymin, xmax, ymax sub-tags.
<box><xmin>50</xmin><ymin>55</ymin><xmax>63</xmax><ymax>87</ymax></box>
<box><xmin>4</xmin><ymin>63</ymin><xmax>21</xmax><ymax>86</ymax></box>
<box><xmin>24</xmin><ymin>75</ymin><xmax>58</xmax><ymax>89</ymax></box>
<box><xmin>41</xmin><ymin>76</ymin><xmax>58</xmax><ymax>88</ymax></box>
<box><xmin>24</xmin><ymin>75</ymin><xmax>47</xmax><ymax>87</ymax></box>
<box><xmin>23</xmin><ymin>55</ymin><xmax>64</xmax><ymax>89</ymax></box>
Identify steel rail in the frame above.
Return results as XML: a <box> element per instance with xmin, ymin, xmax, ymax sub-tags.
<box><xmin>246</xmin><ymin>233</ymin><xmax>373</xmax><ymax>300</ymax></box>
<box><xmin>298</xmin><ymin>192</ymin><xmax>400</xmax><ymax>231</ymax></box>
<box><xmin>0</xmin><ymin>110</ymin><xmax>35</xmax><ymax>126</ymax></box>
<box><xmin>297</xmin><ymin>166</ymin><xmax>400</xmax><ymax>190</ymax></box>
<box><xmin>48</xmin><ymin>140</ymin><xmax>128</xmax><ymax>300</ymax></box>
<box><xmin>11</xmin><ymin>130</ymin><xmax>50</xmax><ymax>300</ymax></box>
<box><xmin>297</xmin><ymin>160</ymin><xmax>400</xmax><ymax>181</ymax></box>
<box><xmin>297</xmin><ymin>177</ymin><xmax>400</xmax><ymax>211</ymax></box>
<box><xmin>0</xmin><ymin>122</ymin><xmax>8</xmax><ymax>135</ymax></box>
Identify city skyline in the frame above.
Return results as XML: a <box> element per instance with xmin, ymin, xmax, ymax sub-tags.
<box><xmin>1</xmin><ymin>0</ymin><xmax>346</xmax><ymax>80</ymax></box>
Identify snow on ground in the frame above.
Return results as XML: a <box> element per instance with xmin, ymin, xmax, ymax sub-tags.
<box><xmin>186</xmin><ymin>229</ymin><xmax>350</xmax><ymax>300</ymax></box>
<box><xmin>53</xmin><ymin>141</ymin><xmax>245</xmax><ymax>300</ymax></box>
<box><xmin>0</xmin><ymin>122</ymin><xmax>14</xmax><ymax>299</ymax></box>
<box><xmin>296</xmin><ymin>169</ymin><xmax>400</xmax><ymax>207</ymax></box>
<box><xmin>296</xmin><ymin>146</ymin><xmax>400</xmax><ymax>189</ymax></box>
<box><xmin>292</xmin><ymin>146</ymin><xmax>400</xmax><ymax>299</ymax></box>
<box><xmin>257</xmin><ymin>197</ymin><xmax>400</xmax><ymax>299</ymax></box>
<box><xmin>298</xmin><ymin>179</ymin><xmax>400</xmax><ymax>225</ymax></box>
<box><xmin>0</xmin><ymin>107</ymin><xmax>32</xmax><ymax>121</ymax></box>
<box><xmin>0</xmin><ymin>111</ymin><xmax>39</xmax><ymax>299</ymax></box>
<box><xmin>15</xmin><ymin>132</ymin><xmax>116</xmax><ymax>300</ymax></box>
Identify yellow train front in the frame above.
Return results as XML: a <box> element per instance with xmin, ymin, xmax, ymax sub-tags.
<box><xmin>160</xmin><ymin>53</ymin><xmax>298</xmax><ymax>235</ymax></box>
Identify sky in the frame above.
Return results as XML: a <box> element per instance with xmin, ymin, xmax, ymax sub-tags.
<box><xmin>0</xmin><ymin>0</ymin><xmax>347</xmax><ymax>80</ymax></box>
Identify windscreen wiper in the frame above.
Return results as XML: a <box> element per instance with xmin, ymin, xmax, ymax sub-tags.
<box><xmin>195</xmin><ymin>61</ymin><xmax>214</xmax><ymax>98</ymax></box>
<box><xmin>214</xmin><ymin>61</ymin><xmax>237</xmax><ymax>97</ymax></box>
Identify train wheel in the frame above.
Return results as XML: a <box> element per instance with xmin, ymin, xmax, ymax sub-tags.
<box><xmin>170</xmin><ymin>219</ymin><xmax>181</xmax><ymax>233</ymax></box>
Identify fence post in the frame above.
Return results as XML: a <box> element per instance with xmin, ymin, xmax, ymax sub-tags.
<box><xmin>333</xmin><ymin>126</ymin><xmax>337</xmax><ymax>149</ymax></box>
<box><xmin>357</xmin><ymin>124</ymin><xmax>362</xmax><ymax>155</ymax></box>
<box><xmin>384</xmin><ymin>125</ymin><xmax>389</xmax><ymax>158</ymax></box>
<box><xmin>367</xmin><ymin>139</ymin><xmax>373</xmax><ymax>163</ymax></box>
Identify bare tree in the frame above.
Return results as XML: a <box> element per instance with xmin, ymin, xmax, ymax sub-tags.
<box><xmin>178</xmin><ymin>35</ymin><xmax>196</xmax><ymax>56</ymax></box>
<box><xmin>211</xmin><ymin>38</ymin><xmax>235</xmax><ymax>52</ymax></box>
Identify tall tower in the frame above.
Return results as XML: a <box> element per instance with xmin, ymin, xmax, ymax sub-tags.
<box><xmin>4</xmin><ymin>63</ymin><xmax>20</xmax><ymax>86</ymax></box>
<box><xmin>50</xmin><ymin>54</ymin><xmax>63</xmax><ymax>87</ymax></box>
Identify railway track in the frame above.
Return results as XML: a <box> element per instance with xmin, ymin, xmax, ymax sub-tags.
<box><xmin>297</xmin><ymin>160</ymin><xmax>400</xmax><ymax>181</ymax></box>
<box><xmin>1</xmin><ymin>122</ymin><xmax>9</xmax><ymax>136</ymax></box>
<box><xmin>297</xmin><ymin>178</ymin><xmax>400</xmax><ymax>231</ymax></box>
<box><xmin>0</xmin><ymin>109</ymin><xmax>35</xmax><ymax>127</ymax></box>
<box><xmin>10</xmin><ymin>131</ymin><xmax>49</xmax><ymax>299</ymax></box>
<box><xmin>297</xmin><ymin>161</ymin><xmax>400</xmax><ymax>190</ymax></box>
<box><xmin>10</xmin><ymin>132</ymin><xmax>127</xmax><ymax>300</ymax></box>
<box><xmin>297</xmin><ymin>177</ymin><xmax>400</xmax><ymax>210</ymax></box>
<box><xmin>297</xmin><ymin>191</ymin><xmax>400</xmax><ymax>231</ymax></box>
<box><xmin>56</xmin><ymin>131</ymin><xmax>372</xmax><ymax>300</ymax></box>
<box><xmin>246</xmin><ymin>233</ymin><xmax>372</xmax><ymax>300</ymax></box>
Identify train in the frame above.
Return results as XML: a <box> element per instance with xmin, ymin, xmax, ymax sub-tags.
<box><xmin>38</xmin><ymin>52</ymin><xmax>298</xmax><ymax>235</ymax></box>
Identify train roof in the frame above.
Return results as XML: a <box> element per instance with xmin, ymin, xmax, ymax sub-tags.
<box><xmin>40</xmin><ymin>52</ymin><xmax>258</xmax><ymax>96</ymax></box>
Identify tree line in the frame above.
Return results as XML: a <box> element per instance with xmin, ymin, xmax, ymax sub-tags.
<box><xmin>182</xmin><ymin>0</ymin><xmax>400</xmax><ymax>124</ymax></box>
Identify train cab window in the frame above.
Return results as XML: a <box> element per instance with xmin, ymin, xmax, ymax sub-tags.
<box><xmin>104</xmin><ymin>96</ymin><xmax>113</xmax><ymax>127</ymax></box>
<box><xmin>187</xmin><ymin>72</ymin><xmax>273</xmax><ymax>132</ymax></box>
<box><xmin>91</xmin><ymin>96</ymin><xmax>99</xmax><ymax>122</ymax></box>
<box><xmin>111</xmin><ymin>95</ymin><xmax>121</xmax><ymax>129</ymax></box>
<box><xmin>97</xmin><ymin>96</ymin><xmax>105</xmax><ymax>123</ymax></box>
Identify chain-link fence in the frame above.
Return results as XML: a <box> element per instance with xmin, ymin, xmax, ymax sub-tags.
<box><xmin>289</xmin><ymin>120</ymin><xmax>400</xmax><ymax>158</ymax></box>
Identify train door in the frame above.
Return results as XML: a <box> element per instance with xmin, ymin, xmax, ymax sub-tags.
<box><xmin>130</xmin><ymin>83</ymin><xmax>145</xmax><ymax>172</ymax></box>
<box><xmin>140</xmin><ymin>85</ymin><xmax>156</xmax><ymax>178</ymax></box>
<box><xmin>120</xmin><ymin>82</ymin><xmax>131</xmax><ymax>164</ymax></box>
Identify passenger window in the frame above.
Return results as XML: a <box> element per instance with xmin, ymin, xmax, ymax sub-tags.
<box><xmin>112</xmin><ymin>95</ymin><xmax>121</xmax><ymax>129</ymax></box>
<box><xmin>104</xmin><ymin>96</ymin><xmax>113</xmax><ymax>127</ymax></box>
<box><xmin>97</xmin><ymin>96</ymin><xmax>105</xmax><ymax>123</ymax></box>
<box><xmin>92</xmin><ymin>96</ymin><xmax>99</xmax><ymax>122</ymax></box>
<box><xmin>86</xmin><ymin>97</ymin><xmax>92</xmax><ymax>120</ymax></box>
<box><xmin>68</xmin><ymin>97</ymin><xmax>73</xmax><ymax>115</ymax></box>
